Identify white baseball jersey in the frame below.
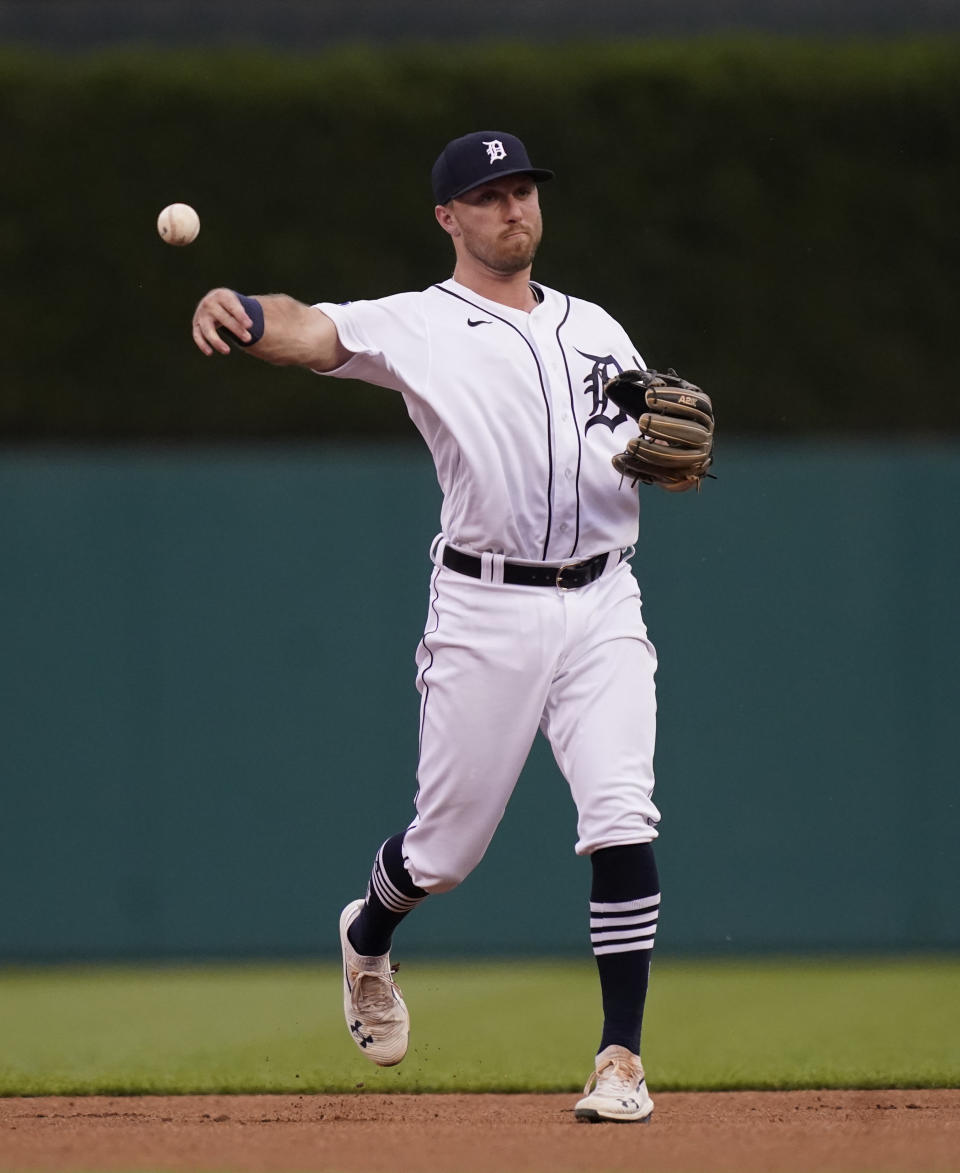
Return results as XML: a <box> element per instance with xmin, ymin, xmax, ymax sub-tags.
<box><xmin>315</xmin><ymin>276</ymin><xmax>660</xmax><ymax>889</ymax></box>
<box><xmin>316</xmin><ymin>278</ymin><xmax>645</xmax><ymax>563</ymax></box>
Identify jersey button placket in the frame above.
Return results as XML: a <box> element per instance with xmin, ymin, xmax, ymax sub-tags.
<box><xmin>528</xmin><ymin>312</ymin><xmax>579</xmax><ymax>558</ymax></box>
<box><xmin>540</xmin><ymin>329</ymin><xmax>580</xmax><ymax>560</ymax></box>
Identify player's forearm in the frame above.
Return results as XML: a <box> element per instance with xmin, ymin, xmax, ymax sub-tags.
<box><xmin>247</xmin><ymin>295</ymin><xmax>347</xmax><ymax>369</ymax></box>
<box><xmin>192</xmin><ymin>288</ymin><xmax>350</xmax><ymax>370</ymax></box>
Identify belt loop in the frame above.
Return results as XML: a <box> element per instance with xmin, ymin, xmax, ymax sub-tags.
<box><xmin>430</xmin><ymin>534</ymin><xmax>447</xmax><ymax>568</ymax></box>
<box><xmin>490</xmin><ymin>553</ymin><xmax>505</xmax><ymax>584</ymax></box>
<box><xmin>480</xmin><ymin>551</ymin><xmax>494</xmax><ymax>583</ymax></box>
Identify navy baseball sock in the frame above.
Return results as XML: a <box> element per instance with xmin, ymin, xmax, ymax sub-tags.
<box><xmin>590</xmin><ymin>842</ymin><xmax>660</xmax><ymax>1057</ymax></box>
<box><xmin>347</xmin><ymin>832</ymin><xmax>428</xmax><ymax>956</ymax></box>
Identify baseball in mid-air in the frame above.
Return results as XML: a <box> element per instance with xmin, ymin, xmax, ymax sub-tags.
<box><xmin>157</xmin><ymin>202</ymin><xmax>200</xmax><ymax>246</ymax></box>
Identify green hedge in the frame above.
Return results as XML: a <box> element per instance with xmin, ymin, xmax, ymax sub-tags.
<box><xmin>2</xmin><ymin>39</ymin><xmax>958</xmax><ymax>440</ymax></box>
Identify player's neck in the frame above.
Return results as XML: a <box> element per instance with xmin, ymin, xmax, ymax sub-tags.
<box><xmin>451</xmin><ymin>263</ymin><xmax>538</xmax><ymax>312</ymax></box>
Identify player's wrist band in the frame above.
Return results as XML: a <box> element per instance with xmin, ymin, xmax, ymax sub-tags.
<box><xmin>230</xmin><ymin>292</ymin><xmax>265</xmax><ymax>347</ymax></box>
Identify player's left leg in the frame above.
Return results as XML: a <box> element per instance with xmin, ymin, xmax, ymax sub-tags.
<box><xmin>588</xmin><ymin>842</ymin><xmax>660</xmax><ymax>1055</ymax></box>
<box><xmin>540</xmin><ymin>561</ymin><xmax>660</xmax><ymax>852</ymax></box>
<box><xmin>574</xmin><ymin>841</ymin><xmax>659</xmax><ymax>1122</ymax></box>
<box><xmin>540</xmin><ymin>562</ymin><xmax>660</xmax><ymax>1122</ymax></box>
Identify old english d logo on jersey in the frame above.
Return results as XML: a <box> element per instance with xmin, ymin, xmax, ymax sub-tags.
<box><xmin>576</xmin><ymin>350</ymin><xmax>637</xmax><ymax>433</ymax></box>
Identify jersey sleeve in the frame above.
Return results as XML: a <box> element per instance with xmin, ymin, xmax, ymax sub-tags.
<box><xmin>568</xmin><ymin>293</ymin><xmax>647</xmax><ymax>372</ymax></box>
<box><xmin>312</xmin><ymin>293</ymin><xmax>430</xmax><ymax>394</ymax></box>
<box><xmin>607</xmin><ymin>313</ymin><xmax>646</xmax><ymax>371</ymax></box>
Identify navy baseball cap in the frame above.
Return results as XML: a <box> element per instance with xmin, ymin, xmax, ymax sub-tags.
<box><xmin>432</xmin><ymin>131</ymin><xmax>554</xmax><ymax>205</ymax></box>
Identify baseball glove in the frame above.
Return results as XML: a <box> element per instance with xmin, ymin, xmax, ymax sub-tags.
<box><xmin>605</xmin><ymin>368</ymin><xmax>715</xmax><ymax>489</ymax></box>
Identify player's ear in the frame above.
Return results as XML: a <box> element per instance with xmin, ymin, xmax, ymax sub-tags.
<box><xmin>435</xmin><ymin>203</ymin><xmax>460</xmax><ymax>237</ymax></box>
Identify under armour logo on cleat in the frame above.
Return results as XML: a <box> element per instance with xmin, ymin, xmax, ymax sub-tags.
<box><xmin>350</xmin><ymin>1020</ymin><xmax>374</xmax><ymax>1048</ymax></box>
<box><xmin>467</xmin><ymin>318</ymin><xmax>492</xmax><ymax>327</ymax></box>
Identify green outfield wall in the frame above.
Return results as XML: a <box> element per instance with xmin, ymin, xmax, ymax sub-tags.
<box><xmin>0</xmin><ymin>444</ymin><xmax>956</xmax><ymax>961</ymax></box>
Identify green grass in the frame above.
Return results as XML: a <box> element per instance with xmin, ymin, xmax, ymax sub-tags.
<box><xmin>0</xmin><ymin>956</ymin><xmax>957</xmax><ymax>1096</ymax></box>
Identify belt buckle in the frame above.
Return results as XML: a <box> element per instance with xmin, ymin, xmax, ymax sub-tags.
<box><xmin>555</xmin><ymin>561</ymin><xmax>582</xmax><ymax>591</ymax></box>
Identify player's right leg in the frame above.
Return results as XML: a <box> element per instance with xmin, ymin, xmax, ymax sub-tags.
<box><xmin>340</xmin><ymin>565</ymin><xmax>559</xmax><ymax>1065</ymax></box>
<box><xmin>402</xmin><ymin>566</ymin><xmax>562</xmax><ymax>891</ymax></box>
<box><xmin>339</xmin><ymin>833</ymin><xmax>427</xmax><ymax>1067</ymax></box>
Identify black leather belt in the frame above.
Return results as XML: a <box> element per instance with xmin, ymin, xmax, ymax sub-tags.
<box><xmin>441</xmin><ymin>546</ymin><xmax>611</xmax><ymax>590</ymax></box>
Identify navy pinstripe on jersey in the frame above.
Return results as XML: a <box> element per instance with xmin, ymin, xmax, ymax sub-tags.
<box><xmin>434</xmin><ymin>284</ymin><xmax>557</xmax><ymax>560</ymax></box>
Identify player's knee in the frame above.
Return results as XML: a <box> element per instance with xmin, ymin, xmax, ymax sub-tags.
<box><xmin>405</xmin><ymin>857</ymin><xmax>473</xmax><ymax>894</ymax></box>
<box><xmin>416</xmin><ymin>867</ymin><xmax>468</xmax><ymax>895</ymax></box>
<box><xmin>404</xmin><ymin>827</ymin><xmax>491</xmax><ymax>893</ymax></box>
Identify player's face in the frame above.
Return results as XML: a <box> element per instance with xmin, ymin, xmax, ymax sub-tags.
<box><xmin>443</xmin><ymin>176</ymin><xmax>543</xmax><ymax>275</ymax></box>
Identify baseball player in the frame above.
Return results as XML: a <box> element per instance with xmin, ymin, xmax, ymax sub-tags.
<box><xmin>192</xmin><ymin>130</ymin><xmax>713</xmax><ymax>1124</ymax></box>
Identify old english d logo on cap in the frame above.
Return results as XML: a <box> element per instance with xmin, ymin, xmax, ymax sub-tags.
<box><xmin>432</xmin><ymin>130</ymin><xmax>554</xmax><ymax>204</ymax></box>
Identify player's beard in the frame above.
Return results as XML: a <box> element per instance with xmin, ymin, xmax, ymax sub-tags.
<box><xmin>462</xmin><ymin>221</ymin><xmax>542</xmax><ymax>275</ymax></box>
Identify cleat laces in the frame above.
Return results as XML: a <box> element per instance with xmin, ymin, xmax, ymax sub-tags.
<box><xmin>583</xmin><ymin>1050</ymin><xmax>643</xmax><ymax>1103</ymax></box>
<box><xmin>351</xmin><ymin>965</ymin><xmax>403</xmax><ymax>1018</ymax></box>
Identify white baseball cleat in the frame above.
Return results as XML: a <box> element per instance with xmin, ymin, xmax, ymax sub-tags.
<box><xmin>574</xmin><ymin>1044</ymin><xmax>655</xmax><ymax>1124</ymax></box>
<box><xmin>339</xmin><ymin>899</ymin><xmax>410</xmax><ymax>1067</ymax></box>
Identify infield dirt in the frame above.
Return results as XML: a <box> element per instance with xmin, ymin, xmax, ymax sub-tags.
<box><xmin>1</xmin><ymin>1089</ymin><xmax>958</xmax><ymax>1172</ymax></box>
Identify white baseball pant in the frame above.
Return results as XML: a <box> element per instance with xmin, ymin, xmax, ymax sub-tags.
<box><xmin>403</xmin><ymin>550</ymin><xmax>660</xmax><ymax>893</ymax></box>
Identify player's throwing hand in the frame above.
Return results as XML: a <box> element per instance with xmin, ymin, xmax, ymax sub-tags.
<box><xmin>191</xmin><ymin>287</ymin><xmax>256</xmax><ymax>355</ymax></box>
